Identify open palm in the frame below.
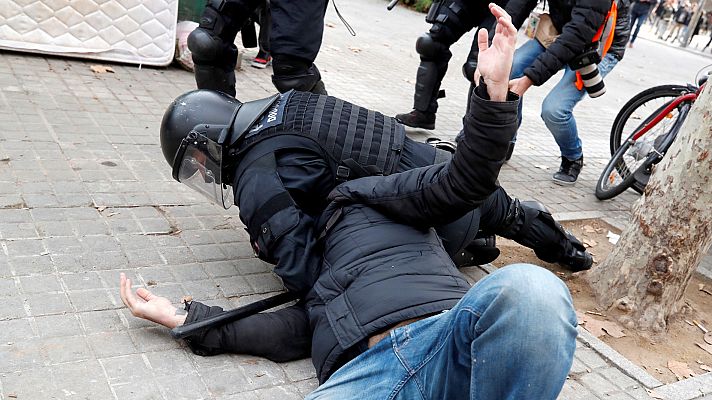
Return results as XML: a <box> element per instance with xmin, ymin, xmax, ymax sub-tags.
<box><xmin>476</xmin><ymin>4</ymin><xmax>517</xmax><ymax>100</ymax></box>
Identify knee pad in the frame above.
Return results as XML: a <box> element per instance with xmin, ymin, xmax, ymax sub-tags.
<box><xmin>452</xmin><ymin>233</ymin><xmax>500</xmax><ymax>267</ymax></box>
<box><xmin>188</xmin><ymin>28</ymin><xmax>224</xmax><ymax>63</ymax></box>
<box><xmin>415</xmin><ymin>33</ymin><xmax>451</xmax><ymax>60</ymax></box>
<box><xmin>272</xmin><ymin>56</ymin><xmax>326</xmax><ymax>94</ymax></box>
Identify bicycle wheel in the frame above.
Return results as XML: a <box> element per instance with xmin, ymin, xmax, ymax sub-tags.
<box><xmin>609</xmin><ymin>84</ymin><xmax>692</xmax><ymax>193</ymax></box>
<box><xmin>596</xmin><ymin>101</ymin><xmax>691</xmax><ymax>200</ymax></box>
<box><xmin>610</xmin><ymin>85</ymin><xmax>692</xmax><ymax>153</ymax></box>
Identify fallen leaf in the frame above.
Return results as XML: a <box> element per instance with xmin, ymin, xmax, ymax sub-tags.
<box><xmin>181</xmin><ymin>295</ymin><xmax>193</xmax><ymax>303</ymax></box>
<box><xmin>583</xmin><ymin>239</ymin><xmax>598</xmax><ymax>248</ymax></box>
<box><xmin>667</xmin><ymin>360</ymin><xmax>695</xmax><ymax>380</ymax></box>
<box><xmin>90</xmin><ymin>65</ymin><xmax>114</xmax><ymax>74</ymax></box>
<box><xmin>583</xmin><ymin>225</ymin><xmax>596</xmax><ymax>234</ymax></box>
<box><xmin>696</xmin><ymin>342</ymin><xmax>712</xmax><ymax>355</ymax></box>
<box><xmin>607</xmin><ymin>231</ymin><xmax>620</xmax><ymax>244</ymax></box>
<box><xmin>585</xmin><ymin>310</ymin><xmax>605</xmax><ymax>317</ymax></box>
<box><xmin>701</xmin><ymin>365</ymin><xmax>712</xmax><ymax>372</ymax></box>
<box><xmin>146</xmin><ymin>280</ymin><xmax>158</xmax><ymax>286</ymax></box>
<box><xmin>582</xmin><ymin>317</ymin><xmax>626</xmax><ymax>338</ymax></box>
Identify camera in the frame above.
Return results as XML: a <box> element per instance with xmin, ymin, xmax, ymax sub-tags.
<box><xmin>569</xmin><ymin>47</ymin><xmax>606</xmax><ymax>98</ymax></box>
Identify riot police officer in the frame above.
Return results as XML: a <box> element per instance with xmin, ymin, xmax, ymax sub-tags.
<box><xmin>188</xmin><ymin>0</ymin><xmax>329</xmax><ymax>97</ymax></box>
<box><xmin>159</xmin><ymin>88</ymin><xmax>592</xmax><ymax>294</ymax></box>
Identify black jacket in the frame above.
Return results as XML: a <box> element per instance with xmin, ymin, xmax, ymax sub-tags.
<box><xmin>183</xmin><ymin>84</ymin><xmax>519</xmax><ymax>383</ymax></box>
<box><xmin>609</xmin><ymin>0</ymin><xmax>632</xmax><ymax>60</ymax></box>
<box><xmin>507</xmin><ymin>0</ymin><xmax>613</xmax><ymax>85</ymax></box>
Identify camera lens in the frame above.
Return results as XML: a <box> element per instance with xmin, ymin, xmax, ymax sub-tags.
<box><xmin>577</xmin><ymin>64</ymin><xmax>606</xmax><ymax>98</ymax></box>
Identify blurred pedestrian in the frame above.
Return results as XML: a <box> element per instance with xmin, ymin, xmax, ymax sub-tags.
<box><xmin>664</xmin><ymin>1</ymin><xmax>692</xmax><ymax>42</ymax></box>
<box><xmin>251</xmin><ymin>1</ymin><xmax>272</xmax><ymax>69</ymax></box>
<box><xmin>628</xmin><ymin>0</ymin><xmax>659</xmax><ymax>47</ymax></box>
<box><xmin>653</xmin><ymin>0</ymin><xmax>676</xmax><ymax>36</ymax></box>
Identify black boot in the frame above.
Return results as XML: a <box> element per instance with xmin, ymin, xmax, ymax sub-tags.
<box><xmin>395</xmin><ymin>110</ymin><xmax>436</xmax><ymax>130</ymax></box>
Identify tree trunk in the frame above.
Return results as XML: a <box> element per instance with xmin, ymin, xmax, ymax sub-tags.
<box><xmin>587</xmin><ymin>82</ymin><xmax>712</xmax><ymax>332</ymax></box>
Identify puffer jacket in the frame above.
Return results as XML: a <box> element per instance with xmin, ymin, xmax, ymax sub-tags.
<box><xmin>307</xmin><ymin>84</ymin><xmax>519</xmax><ymax>382</ymax></box>
<box><xmin>507</xmin><ymin>0</ymin><xmax>613</xmax><ymax>85</ymax></box>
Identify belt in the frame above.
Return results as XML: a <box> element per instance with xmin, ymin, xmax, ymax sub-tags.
<box><xmin>367</xmin><ymin>314</ymin><xmax>435</xmax><ymax>349</ymax></box>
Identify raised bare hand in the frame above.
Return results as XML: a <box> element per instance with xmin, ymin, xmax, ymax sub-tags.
<box><xmin>475</xmin><ymin>3</ymin><xmax>517</xmax><ymax>101</ymax></box>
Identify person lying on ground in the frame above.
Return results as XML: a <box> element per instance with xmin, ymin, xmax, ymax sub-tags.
<box><xmin>121</xmin><ymin>7</ymin><xmax>577</xmax><ymax>398</ymax></box>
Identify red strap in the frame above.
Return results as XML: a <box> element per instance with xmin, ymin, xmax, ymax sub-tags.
<box><xmin>575</xmin><ymin>71</ymin><xmax>584</xmax><ymax>91</ymax></box>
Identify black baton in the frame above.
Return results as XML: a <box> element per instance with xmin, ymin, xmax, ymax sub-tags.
<box><xmin>170</xmin><ymin>292</ymin><xmax>299</xmax><ymax>339</ymax></box>
<box><xmin>387</xmin><ymin>0</ymin><xmax>400</xmax><ymax>10</ymax></box>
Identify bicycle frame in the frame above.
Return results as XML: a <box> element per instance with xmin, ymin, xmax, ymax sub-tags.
<box><xmin>630</xmin><ymin>83</ymin><xmax>704</xmax><ymax>142</ymax></box>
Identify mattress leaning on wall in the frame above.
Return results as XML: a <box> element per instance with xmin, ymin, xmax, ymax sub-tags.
<box><xmin>0</xmin><ymin>0</ymin><xmax>180</xmax><ymax>66</ymax></box>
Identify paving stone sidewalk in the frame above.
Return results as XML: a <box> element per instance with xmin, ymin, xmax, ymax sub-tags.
<box><xmin>1</xmin><ymin>1</ymin><xmax>712</xmax><ymax>399</ymax></box>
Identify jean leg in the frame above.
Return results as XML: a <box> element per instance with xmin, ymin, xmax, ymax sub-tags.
<box><xmin>391</xmin><ymin>264</ymin><xmax>577</xmax><ymax>400</ymax></box>
<box><xmin>630</xmin><ymin>11</ymin><xmax>648</xmax><ymax>43</ymax></box>
<box><xmin>540</xmin><ymin>68</ymin><xmax>586</xmax><ymax>160</ymax></box>
<box><xmin>511</xmin><ymin>40</ymin><xmax>546</xmax><ymax>136</ymax></box>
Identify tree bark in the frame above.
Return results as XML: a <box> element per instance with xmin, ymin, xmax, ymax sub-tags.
<box><xmin>587</xmin><ymin>82</ymin><xmax>712</xmax><ymax>332</ymax></box>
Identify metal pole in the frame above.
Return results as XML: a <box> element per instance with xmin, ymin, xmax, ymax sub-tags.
<box><xmin>681</xmin><ymin>0</ymin><xmax>707</xmax><ymax>48</ymax></box>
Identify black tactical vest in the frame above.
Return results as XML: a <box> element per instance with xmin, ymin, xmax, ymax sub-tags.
<box><xmin>236</xmin><ymin>90</ymin><xmax>406</xmax><ymax>180</ymax></box>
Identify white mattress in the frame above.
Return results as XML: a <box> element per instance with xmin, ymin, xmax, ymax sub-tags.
<box><xmin>0</xmin><ymin>0</ymin><xmax>179</xmax><ymax>66</ymax></box>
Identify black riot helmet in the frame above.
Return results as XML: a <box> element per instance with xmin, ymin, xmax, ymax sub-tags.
<box><xmin>160</xmin><ymin>90</ymin><xmax>242</xmax><ymax>209</ymax></box>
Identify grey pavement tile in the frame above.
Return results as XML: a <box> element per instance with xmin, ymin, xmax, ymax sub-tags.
<box><xmin>0</xmin><ymin>295</ymin><xmax>29</xmax><ymax>320</ymax></box>
<box><xmin>35</xmin><ymin>313</ymin><xmax>83</xmax><ymax>338</ymax></box>
<box><xmin>18</xmin><ymin>274</ymin><xmax>62</xmax><ymax>293</ymax></box>
<box><xmin>160</xmin><ymin>246</ymin><xmax>198</xmax><ymax>265</ymax></box>
<box><xmin>62</xmin><ymin>271</ymin><xmax>105</xmax><ymax>291</ymax></box>
<box><xmin>171</xmin><ymin>263</ymin><xmax>209</xmax><ymax>282</ymax></box>
<box><xmin>129</xmin><ymin>327</ymin><xmax>182</xmax><ymax>352</ymax></box>
<box><xmin>0</xmin><ymin>318</ymin><xmax>36</xmax><ymax>341</ymax></box>
<box><xmin>576</xmin><ymin>346</ymin><xmax>610</xmax><ymax>370</ymax></box>
<box><xmin>101</xmin><ymin>353</ymin><xmax>153</xmax><ymax>385</ymax></box>
<box><xmin>0</xmin><ymin>222</ymin><xmax>39</xmax><ymax>240</ymax></box>
<box><xmin>25</xmin><ymin>291</ymin><xmax>73</xmax><ymax>315</ymax></box>
<box><xmin>246</xmin><ymin>273</ymin><xmax>285</xmax><ymax>294</ymax></box>
<box><xmin>155</xmin><ymin>372</ymin><xmax>211</xmax><ymax>400</ymax></box>
<box><xmin>0</xmin><ymin>277</ymin><xmax>20</xmax><ymax>296</ymax></box>
<box><xmin>135</xmin><ymin>266</ymin><xmax>176</xmax><ymax>285</ymax></box>
<box><xmin>144</xmin><ymin>349</ymin><xmax>195</xmax><ymax>377</ymax></box>
<box><xmin>0</xmin><ymin>339</ymin><xmax>49</xmax><ymax>372</ymax></box>
<box><xmin>578</xmin><ymin>371</ymin><xmax>621</xmax><ymax>397</ymax></box>
<box><xmin>202</xmin><ymin>261</ymin><xmax>241</xmax><ymax>278</ymax></box>
<box><xmin>5</xmin><ymin>238</ymin><xmax>46</xmax><ymax>257</ymax></box>
<box><xmin>181</xmin><ymin>279</ymin><xmax>223</xmax><ymax>300</ymax></box>
<box><xmin>80</xmin><ymin>309</ymin><xmax>127</xmax><ymax>334</ymax></box>
<box><xmin>598</xmin><ymin>367</ymin><xmax>642</xmax><ymax>390</ymax></box>
<box><xmin>201</xmin><ymin>366</ymin><xmax>254</xmax><ymax>397</ymax></box>
<box><xmin>88</xmin><ymin>331</ymin><xmax>139</xmax><ymax>358</ymax></box>
<box><xmin>8</xmin><ymin>255</ymin><xmax>54</xmax><ymax>276</ymax></box>
<box><xmin>112</xmin><ymin>380</ymin><xmax>165</xmax><ymax>400</ymax></box>
<box><xmin>0</xmin><ymin>366</ymin><xmax>59</xmax><ymax>399</ymax></box>
<box><xmin>216</xmin><ymin>276</ymin><xmax>254</xmax><ymax>298</ymax></box>
<box><xmin>252</xmin><ymin>385</ymin><xmax>304</xmax><ymax>400</ymax></box>
<box><xmin>293</xmin><ymin>380</ymin><xmax>319</xmax><ymax>397</ymax></box>
<box><xmin>67</xmin><ymin>288</ymin><xmax>116</xmax><ymax>312</ymax></box>
<box><xmin>42</xmin><ymin>335</ymin><xmax>93</xmax><ymax>364</ymax></box>
<box><xmin>558</xmin><ymin>379</ymin><xmax>601</xmax><ymax>400</ymax></box>
<box><xmin>281</xmin><ymin>359</ymin><xmax>318</xmax><ymax>382</ymax></box>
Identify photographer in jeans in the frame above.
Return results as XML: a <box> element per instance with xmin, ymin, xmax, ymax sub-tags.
<box><xmin>505</xmin><ymin>0</ymin><xmax>631</xmax><ymax>185</ymax></box>
<box><xmin>120</xmin><ymin>6</ymin><xmax>578</xmax><ymax>399</ymax></box>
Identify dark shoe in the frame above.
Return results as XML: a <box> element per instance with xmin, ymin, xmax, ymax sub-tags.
<box><xmin>552</xmin><ymin>156</ymin><xmax>584</xmax><ymax>185</ymax></box>
<box><xmin>558</xmin><ymin>238</ymin><xmax>593</xmax><ymax>272</ymax></box>
<box><xmin>395</xmin><ymin>110</ymin><xmax>436</xmax><ymax>130</ymax></box>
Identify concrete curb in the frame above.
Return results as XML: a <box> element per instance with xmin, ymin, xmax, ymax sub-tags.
<box><xmin>578</xmin><ymin>327</ymin><xmax>712</xmax><ymax>399</ymax></box>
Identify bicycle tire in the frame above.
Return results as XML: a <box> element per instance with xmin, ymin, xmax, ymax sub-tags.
<box><xmin>597</xmin><ymin>101</ymin><xmax>692</xmax><ymax>200</ymax></box>
<box><xmin>609</xmin><ymin>84</ymin><xmax>691</xmax><ymax>194</ymax></box>
<box><xmin>610</xmin><ymin>84</ymin><xmax>691</xmax><ymax>154</ymax></box>
<box><xmin>596</xmin><ymin>138</ymin><xmax>643</xmax><ymax>200</ymax></box>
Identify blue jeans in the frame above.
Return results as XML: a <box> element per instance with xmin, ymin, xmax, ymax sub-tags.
<box><xmin>629</xmin><ymin>7</ymin><xmax>651</xmax><ymax>44</ymax></box>
<box><xmin>510</xmin><ymin>40</ymin><xmax>619</xmax><ymax>160</ymax></box>
<box><xmin>306</xmin><ymin>264</ymin><xmax>578</xmax><ymax>400</ymax></box>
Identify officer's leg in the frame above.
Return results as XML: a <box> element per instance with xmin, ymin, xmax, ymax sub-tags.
<box><xmin>396</xmin><ymin>0</ymin><xmax>480</xmax><ymax>129</ymax></box>
<box><xmin>478</xmin><ymin>187</ymin><xmax>593</xmax><ymax>271</ymax></box>
<box><xmin>188</xmin><ymin>0</ymin><xmax>263</xmax><ymax>96</ymax></box>
<box><xmin>269</xmin><ymin>0</ymin><xmax>329</xmax><ymax>94</ymax></box>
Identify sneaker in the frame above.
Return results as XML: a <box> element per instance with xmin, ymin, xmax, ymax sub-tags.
<box><xmin>251</xmin><ymin>51</ymin><xmax>272</xmax><ymax>69</ymax></box>
<box><xmin>552</xmin><ymin>156</ymin><xmax>584</xmax><ymax>185</ymax></box>
<box><xmin>395</xmin><ymin>110</ymin><xmax>436</xmax><ymax>130</ymax></box>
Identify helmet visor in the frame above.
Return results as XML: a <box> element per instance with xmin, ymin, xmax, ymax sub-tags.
<box><xmin>173</xmin><ymin>133</ymin><xmax>233</xmax><ymax>209</ymax></box>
